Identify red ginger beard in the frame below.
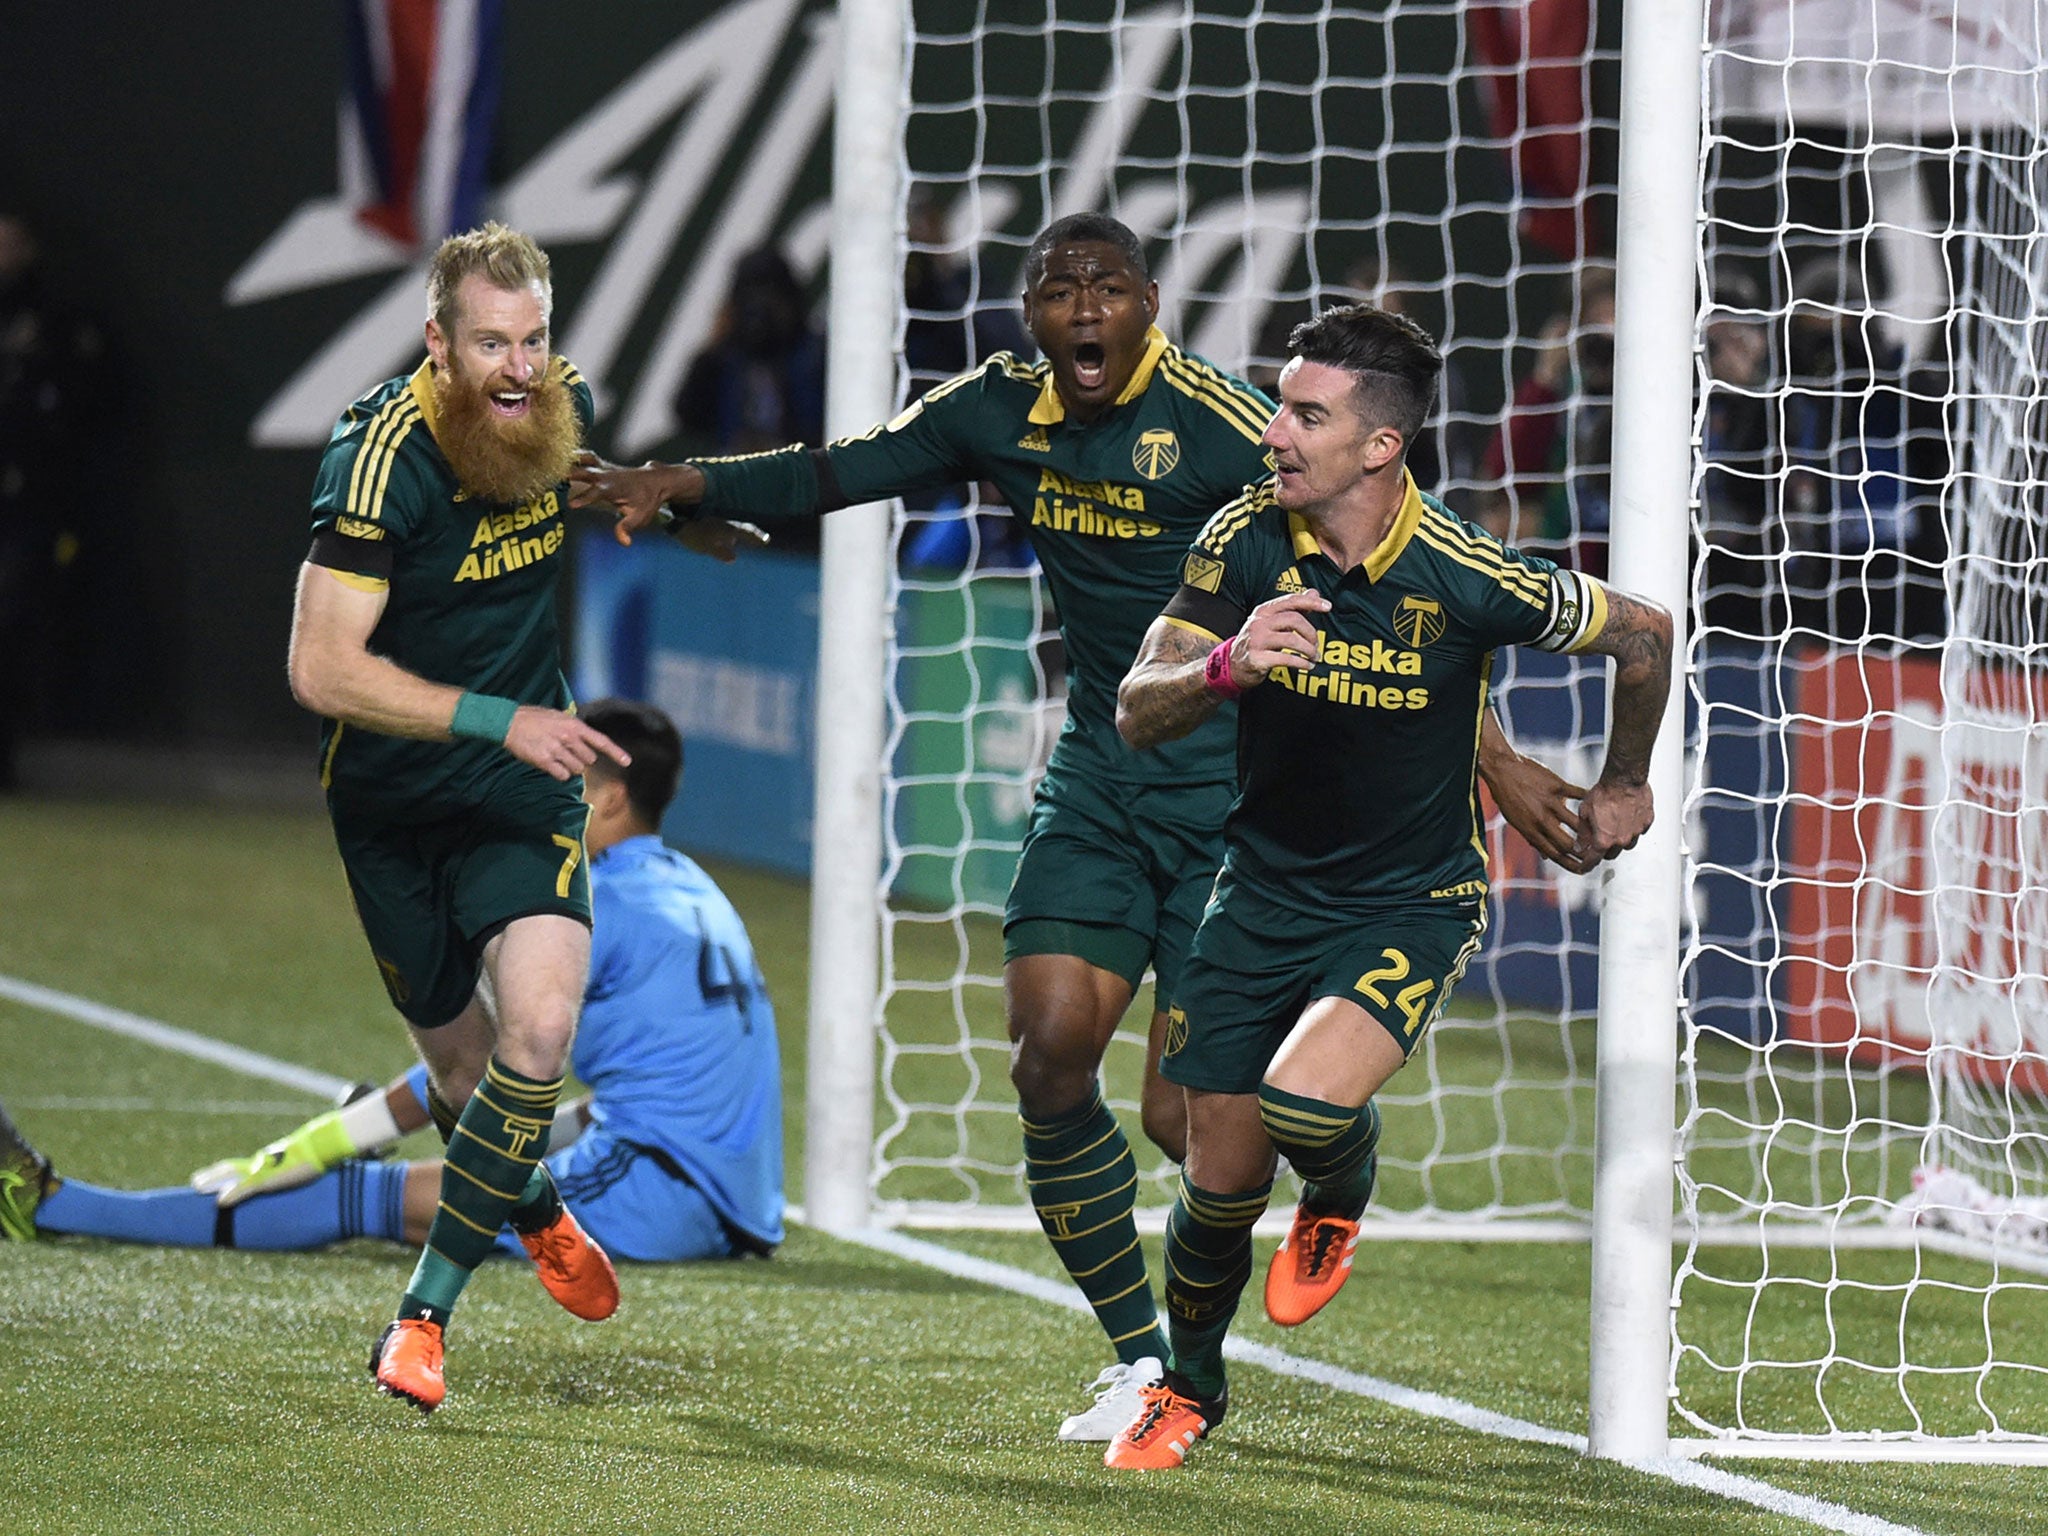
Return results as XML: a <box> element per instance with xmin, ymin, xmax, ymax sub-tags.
<box><xmin>430</xmin><ymin>357</ymin><xmax>582</xmax><ymax>506</ymax></box>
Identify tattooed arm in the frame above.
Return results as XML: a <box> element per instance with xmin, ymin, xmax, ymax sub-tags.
<box><xmin>1116</xmin><ymin>620</ymin><xmax>1220</xmax><ymax>750</ymax></box>
<box><xmin>1567</xmin><ymin>585</ymin><xmax>1674</xmax><ymax>866</ymax></box>
<box><xmin>1117</xmin><ymin>590</ymin><xmax>1330</xmax><ymax>750</ymax></box>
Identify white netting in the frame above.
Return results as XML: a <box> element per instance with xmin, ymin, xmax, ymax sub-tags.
<box><xmin>1675</xmin><ymin>0</ymin><xmax>2048</xmax><ymax>1449</ymax></box>
<box><xmin>873</xmin><ymin>0</ymin><xmax>1621</xmax><ymax>1225</ymax></box>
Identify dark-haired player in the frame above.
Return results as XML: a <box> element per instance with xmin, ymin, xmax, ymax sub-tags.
<box><xmin>570</xmin><ymin>216</ymin><xmax>1582</xmax><ymax>1440</ymax></box>
<box><xmin>0</xmin><ymin>700</ymin><xmax>783</xmax><ymax>1273</ymax></box>
<box><xmin>1105</xmin><ymin>304</ymin><xmax>1672</xmax><ymax>1467</ymax></box>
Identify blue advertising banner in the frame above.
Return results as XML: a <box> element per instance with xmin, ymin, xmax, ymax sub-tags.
<box><xmin>573</xmin><ymin>531</ymin><xmax>817</xmax><ymax>874</ymax></box>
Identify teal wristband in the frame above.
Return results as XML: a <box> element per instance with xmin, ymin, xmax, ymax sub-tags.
<box><xmin>449</xmin><ymin>692</ymin><xmax>519</xmax><ymax>745</ymax></box>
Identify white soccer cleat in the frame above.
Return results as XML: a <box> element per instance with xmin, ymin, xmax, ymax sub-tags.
<box><xmin>1057</xmin><ymin>1355</ymin><xmax>1164</xmax><ymax>1442</ymax></box>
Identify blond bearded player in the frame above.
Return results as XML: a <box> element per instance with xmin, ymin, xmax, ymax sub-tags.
<box><xmin>287</xmin><ymin>224</ymin><xmax>751</xmax><ymax>1413</ymax></box>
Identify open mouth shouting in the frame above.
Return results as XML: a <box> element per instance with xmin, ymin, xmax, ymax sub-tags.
<box><xmin>1070</xmin><ymin>341</ymin><xmax>1108</xmax><ymax>393</ymax></box>
<box><xmin>490</xmin><ymin>388</ymin><xmax>532</xmax><ymax>419</ymax></box>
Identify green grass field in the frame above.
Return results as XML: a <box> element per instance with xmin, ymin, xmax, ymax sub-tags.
<box><xmin>3</xmin><ymin>797</ymin><xmax>2043</xmax><ymax>1535</ymax></box>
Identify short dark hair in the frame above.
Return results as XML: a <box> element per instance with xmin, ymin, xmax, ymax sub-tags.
<box><xmin>579</xmin><ymin>697</ymin><xmax>684</xmax><ymax>827</ymax></box>
<box><xmin>1286</xmin><ymin>303</ymin><xmax>1442</xmax><ymax>454</ymax></box>
<box><xmin>1023</xmin><ymin>213</ymin><xmax>1149</xmax><ymax>288</ymax></box>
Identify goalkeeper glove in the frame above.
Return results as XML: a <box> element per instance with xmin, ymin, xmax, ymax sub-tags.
<box><xmin>191</xmin><ymin>1085</ymin><xmax>403</xmax><ymax>1207</ymax></box>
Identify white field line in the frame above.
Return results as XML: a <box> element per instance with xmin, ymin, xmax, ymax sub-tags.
<box><xmin>0</xmin><ymin>974</ymin><xmax>349</xmax><ymax>1100</ymax></box>
<box><xmin>14</xmin><ymin>1095</ymin><xmax>318</xmax><ymax>1116</ymax></box>
<box><xmin>8</xmin><ymin>973</ymin><xmax>1932</xmax><ymax>1535</ymax></box>
<box><xmin>845</xmin><ymin>1227</ymin><xmax>1932</xmax><ymax>1536</ymax></box>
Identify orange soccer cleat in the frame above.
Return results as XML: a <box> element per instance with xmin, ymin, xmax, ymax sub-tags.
<box><xmin>1103</xmin><ymin>1376</ymin><xmax>1227</xmax><ymax>1470</ymax></box>
<box><xmin>1263</xmin><ymin>1206</ymin><xmax>1361</xmax><ymax>1327</ymax></box>
<box><xmin>370</xmin><ymin>1318</ymin><xmax>446</xmax><ymax>1413</ymax></box>
<box><xmin>520</xmin><ymin>1206</ymin><xmax>620</xmax><ymax>1321</ymax></box>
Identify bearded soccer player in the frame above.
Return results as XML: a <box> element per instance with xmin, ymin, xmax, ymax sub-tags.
<box><xmin>571</xmin><ymin>215</ymin><xmax>1584</xmax><ymax>1439</ymax></box>
<box><xmin>1103</xmin><ymin>303</ymin><xmax>1673</xmax><ymax>1468</ymax></box>
<box><xmin>285</xmin><ymin>224</ymin><xmax>750</xmax><ymax>1413</ymax></box>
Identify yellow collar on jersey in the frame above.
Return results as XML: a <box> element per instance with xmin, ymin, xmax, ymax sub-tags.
<box><xmin>408</xmin><ymin>359</ymin><xmax>441</xmax><ymax>440</ymax></box>
<box><xmin>1028</xmin><ymin>326</ymin><xmax>1170</xmax><ymax>424</ymax></box>
<box><xmin>1286</xmin><ymin>468</ymin><xmax>1425</xmax><ymax>582</ymax></box>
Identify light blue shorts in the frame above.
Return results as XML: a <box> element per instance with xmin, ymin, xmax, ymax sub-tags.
<box><xmin>490</xmin><ymin>1126</ymin><xmax>736</xmax><ymax>1264</ymax></box>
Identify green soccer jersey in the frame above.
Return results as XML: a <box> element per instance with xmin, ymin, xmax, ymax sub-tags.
<box><xmin>307</xmin><ymin>357</ymin><xmax>596</xmax><ymax>813</ymax></box>
<box><xmin>691</xmin><ymin>327</ymin><xmax>1273</xmax><ymax>785</ymax></box>
<box><xmin>1160</xmin><ymin>473</ymin><xmax>1606</xmax><ymax>914</ymax></box>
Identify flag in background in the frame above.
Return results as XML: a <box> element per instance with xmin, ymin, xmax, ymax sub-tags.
<box><xmin>1469</xmin><ymin>0</ymin><xmax>1599</xmax><ymax>264</ymax></box>
<box><xmin>342</xmin><ymin>0</ymin><xmax>504</xmax><ymax>248</ymax></box>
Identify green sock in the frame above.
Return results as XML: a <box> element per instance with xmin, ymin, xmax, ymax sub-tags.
<box><xmin>399</xmin><ymin>1057</ymin><xmax>559</xmax><ymax>1322</ymax></box>
<box><xmin>1022</xmin><ymin>1089</ymin><xmax>1167</xmax><ymax>1364</ymax></box>
<box><xmin>507</xmin><ymin>1162</ymin><xmax>564</xmax><ymax>1236</ymax></box>
<box><xmin>1162</xmin><ymin>1171</ymin><xmax>1272</xmax><ymax>1398</ymax></box>
<box><xmin>1260</xmin><ymin>1085</ymin><xmax>1380</xmax><ymax>1220</ymax></box>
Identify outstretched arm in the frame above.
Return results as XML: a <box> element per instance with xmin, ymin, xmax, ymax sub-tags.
<box><xmin>567</xmin><ymin>454</ymin><xmax>769</xmax><ymax>558</ymax></box>
<box><xmin>1568</xmin><ymin>585</ymin><xmax>1673</xmax><ymax>866</ymax></box>
<box><xmin>1117</xmin><ymin>589</ymin><xmax>1331</xmax><ymax>750</ymax></box>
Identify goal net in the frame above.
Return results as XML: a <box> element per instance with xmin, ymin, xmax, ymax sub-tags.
<box><xmin>818</xmin><ymin>0</ymin><xmax>2048</xmax><ymax>1463</ymax></box>
<box><xmin>1674</xmin><ymin>0</ymin><xmax>2048</xmax><ymax>1453</ymax></box>
<box><xmin>873</xmin><ymin>0</ymin><xmax>1621</xmax><ymax>1229</ymax></box>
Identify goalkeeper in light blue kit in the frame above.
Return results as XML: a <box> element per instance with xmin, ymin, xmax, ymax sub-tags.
<box><xmin>0</xmin><ymin>699</ymin><xmax>784</xmax><ymax>1267</ymax></box>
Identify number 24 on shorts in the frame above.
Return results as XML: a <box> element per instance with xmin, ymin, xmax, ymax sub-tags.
<box><xmin>1355</xmin><ymin>948</ymin><xmax>1434</xmax><ymax>1035</ymax></box>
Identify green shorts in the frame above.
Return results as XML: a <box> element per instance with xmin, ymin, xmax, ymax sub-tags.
<box><xmin>1002</xmin><ymin>767</ymin><xmax>1234</xmax><ymax>1010</ymax></box>
<box><xmin>1161</xmin><ymin>872</ymin><xmax>1488</xmax><ymax>1094</ymax></box>
<box><xmin>328</xmin><ymin>774</ymin><xmax>592</xmax><ymax>1029</ymax></box>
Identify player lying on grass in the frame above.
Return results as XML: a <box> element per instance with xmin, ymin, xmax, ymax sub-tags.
<box><xmin>0</xmin><ymin>700</ymin><xmax>782</xmax><ymax>1279</ymax></box>
<box><xmin>568</xmin><ymin>211</ymin><xmax>1590</xmax><ymax>1441</ymax></box>
<box><xmin>1102</xmin><ymin>302</ymin><xmax>1672</xmax><ymax>1469</ymax></box>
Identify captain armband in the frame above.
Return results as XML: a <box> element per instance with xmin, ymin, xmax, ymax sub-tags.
<box><xmin>308</xmin><ymin>526</ymin><xmax>395</xmax><ymax>581</ymax></box>
<box><xmin>1531</xmin><ymin>568</ymin><xmax>1609</xmax><ymax>654</ymax></box>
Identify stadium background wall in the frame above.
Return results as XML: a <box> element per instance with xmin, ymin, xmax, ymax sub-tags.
<box><xmin>0</xmin><ymin>0</ymin><xmax>1617</xmax><ymax>753</ymax></box>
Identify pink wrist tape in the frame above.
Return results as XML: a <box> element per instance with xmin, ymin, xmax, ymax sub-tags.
<box><xmin>1204</xmin><ymin>640</ymin><xmax>1245</xmax><ymax>700</ymax></box>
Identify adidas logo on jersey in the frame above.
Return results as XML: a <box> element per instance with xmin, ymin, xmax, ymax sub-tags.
<box><xmin>1275</xmin><ymin>568</ymin><xmax>1304</xmax><ymax>594</ymax></box>
<box><xmin>1018</xmin><ymin>427</ymin><xmax>1051</xmax><ymax>452</ymax></box>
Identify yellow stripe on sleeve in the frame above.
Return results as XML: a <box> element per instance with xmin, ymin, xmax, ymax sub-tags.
<box><xmin>1162</xmin><ymin>615</ymin><xmax>1222</xmax><ymax>643</ymax></box>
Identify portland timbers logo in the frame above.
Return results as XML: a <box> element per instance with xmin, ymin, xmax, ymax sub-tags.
<box><xmin>1394</xmin><ymin>595</ymin><xmax>1446</xmax><ymax>648</ymax></box>
<box><xmin>1132</xmin><ymin>427</ymin><xmax>1181</xmax><ymax>480</ymax></box>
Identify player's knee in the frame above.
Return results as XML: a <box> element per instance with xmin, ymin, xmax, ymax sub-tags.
<box><xmin>1007</xmin><ymin>1020</ymin><xmax>1100</xmax><ymax>1118</ymax></box>
<box><xmin>1140</xmin><ymin>1077</ymin><xmax>1187</xmax><ymax>1162</ymax></box>
<box><xmin>494</xmin><ymin>1005</ymin><xmax>578</xmax><ymax>1081</ymax></box>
